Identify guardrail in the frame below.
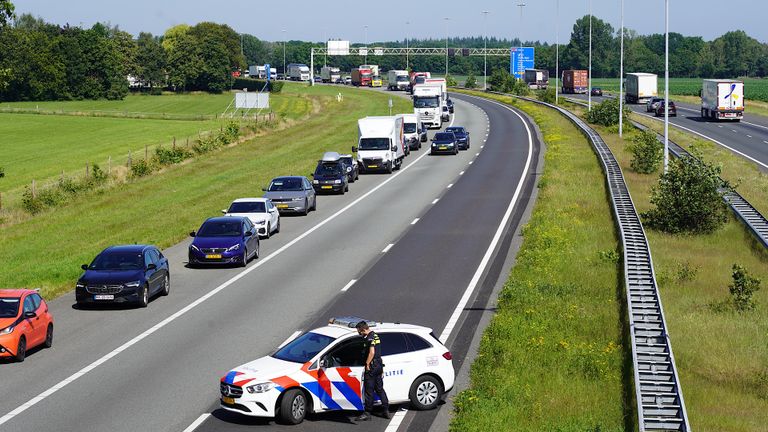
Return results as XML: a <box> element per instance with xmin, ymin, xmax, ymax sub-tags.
<box><xmin>480</xmin><ymin>91</ymin><xmax>691</xmax><ymax>431</ymax></box>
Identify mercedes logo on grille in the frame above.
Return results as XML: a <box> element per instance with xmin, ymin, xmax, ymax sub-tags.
<box><xmin>222</xmin><ymin>384</ymin><xmax>231</xmax><ymax>396</ymax></box>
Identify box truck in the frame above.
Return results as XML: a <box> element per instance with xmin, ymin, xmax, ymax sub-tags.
<box><xmin>625</xmin><ymin>73</ymin><xmax>658</xmax><ymax>104</ymax></box>
<box><xmin>351</xmin><ymin>67</ymin><xmax>372</xmax><ymax>86</ymax></box>
<box><xmin>701</xmin><ymin>79</ymin><xmax>744</xmax><ymax>121</ymax></box>
<box><xmin>287</xmin><ymin>63</ymin><xmax>311</xmax><ymax>81</ymax></box>
<box><xmin>321</xmin><ymin>66</ymin><xmax>341</xmax><ymax>83</ymax></box>
<box><xmin>359</xmin><ymin>64</ymin><xmax>379</xmax><ymax>77</ymax></box>
<box><xmin>412</xmin><ymin>84</ymin><xmax>443</xmax><ymax>129</ymax></box>
<box><xmin>355</xmin><ymin>116</ymin><xmax>406</xmax><ymax>174</ymax></box>
<box><xmin>387</xmin><ymin>70</ymin><xmax>410</xmax><ymax>91</ymax></box>
<box><xmin>524</xmin><ymin>69</ymin><xmax>549</xmax><ymax>89</ymax></box>
<box><xmin>561</xmin><ymin>70</ymin><xmax>588</xmax><ymax>94</ymax></box>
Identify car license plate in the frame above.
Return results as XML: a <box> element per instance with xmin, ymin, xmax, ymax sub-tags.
<box><xmin>277</xmin><ymin>204</ymin><xmax>289</xmax><ymax>209</ymax></box>
<box><xmin>367</xmin><ymin>165</ymin><xmax>378</xmax><ymax>168</ymax></box>
<box><xmin>439</xmin><ymin>146</ymin><xmax>447</xmax><ymax>150</ymax></box>
<box><xmin>205</xmin><ymin>254</ymin><xmax>222</xmax><ymax>259</ymax></box>
<box><xmin>321</xmin><ymin>185</ymin><xmax>333</xmax><ymax>189</ymax></box>
<box><xmin>222</xmin><ymin>397</ymin><xmax>235</xmax><ymax>405</ymax></box>
<box><xmin>94</xmin><ymin>294</ymin><xmax>114</xmax><ymax>300</ymax></box>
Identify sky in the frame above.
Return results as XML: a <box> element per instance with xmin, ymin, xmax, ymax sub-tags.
<box><xmin>13</xmin><ymin>0</ymin><xmax>768</xmax><ymax>44</ymax></box>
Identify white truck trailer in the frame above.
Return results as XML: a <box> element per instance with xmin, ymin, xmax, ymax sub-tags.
<box><xmin>287</xmin><ymin>63</ymin><xmax>311</xmax><ymax>81</ymax></box>
<box><xmin>412</xmin><ymin>84</ymin><xmax>443</xmax><ymax>129</ymax></box>
<box><xmin>321</xmin><ymin>66</ymin><xmax>341</xmax><ymax>83</ymax></box>
<box><xmin>625</xmin><ymin>73</ymin><xmax>658</xmax><ymax>104</ymax></box>
<box><xmin>387</xmin><ymin>70</ymin><xmax>410</xmax><ymax>91</ymax></box>
<box><xmin>701</xmin><ymin>79</ymin><xmax>744</xmax><ymax>121</ymax></box>
<box><xmin>355</xmin><ymin>116</ymin><xmax>406</xmax><ymax>174</ymax></box>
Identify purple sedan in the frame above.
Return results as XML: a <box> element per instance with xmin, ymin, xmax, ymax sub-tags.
<box><xmin>188</xmin><ymin>217</ymin><xmax>260</xmax><ymax>267</ymax></box>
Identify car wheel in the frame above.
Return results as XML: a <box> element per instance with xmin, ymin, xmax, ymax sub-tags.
<box><xmin>279</xmin><ymin>389</ymin><xmax>307</xmax><ymax>425</ymax></box>
<box><xmin>275</xmin><ymin>218</ymin><xmax>281</xmax><ymax>233</ymax></box>
<box><xmin>387</xmin><ymin>162</ymin><xmax>393</xmax><ymax>174</ymax></box>
<box><xmin>355</xmin><ymin>170</ymin><xmax>359</xmax><ymax>181</ymax></box>
<box><xmin>254</xmin><ymin>240</ymin><xmax>260</xmax><ymax>259</ymax></box>
<box><xmin>44</xmin><ymin>324</ymin><xmax>53</xmax><ymax>348</ymax></box>
<box><xmin>302</xmin><ymin>199</ymin><xmax>309</xmax><ymax>216</ymax></box>
<box><xmin>138</xmin><ymin>284</ymin><xmax>149</xmax><ymax>308</ymax></box>
<box><xmin>311</xmin><ymin>197</ymin><xmax>317</xmax><ymax>211</ymax></box>
<box><xmin>345</xmin><ymin>183</ymin><xmax>349</xmax><ymax>193</ymax></box>
<box><xmin>14</xmin><ymin>336</ymin><xmax>26</xmax><ymax>362</ymax></box>
<box><xmin>409</xmin><ymin>375</ymin><xmax>443</xmax><ymax>410</ymax></box>
<box><xmin>160</xmin><ymin>274</ymin><xmax>170</xmax><ymax>296</ymax></box>
<box><xmin>240</xmin><ymin>248</ymin><xmax>248</xmax><ymax>267</ymax></box>
<box><xmin>265</xmin><ymin>224</ymin><xmax>271</xmax><ymax>239</ymax></box>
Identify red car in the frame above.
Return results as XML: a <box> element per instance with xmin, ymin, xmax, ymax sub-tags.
<box><xmin>655</xmin><ymin>101</ymin><xmax>677</xmax><ymax>117</ymax></box>
<box><xmin>0</xmin><ymin>289</ymin><xmax>54</xmax><ymax>362</ymax></box>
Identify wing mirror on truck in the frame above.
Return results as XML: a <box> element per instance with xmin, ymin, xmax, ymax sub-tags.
<box><xmin>391</xmin><ymin>145</ymin><xmax>397</xmax><ymax>152</ymax></box>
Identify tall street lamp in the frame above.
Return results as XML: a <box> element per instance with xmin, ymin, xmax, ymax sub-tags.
<box><xmin>406</xmin><ymin>21</ymin><xmax>410</xmax><ymax>70</ymax></box>
<box><xmin>444</xmin><ymin>17</ymin><xmax>450</xmax><ymax>77</ymax></box>
<box><xmin>282</xmin><ymin>29</ymin><xmax>286</xmax><ymax>78</ymax></box>
<box><xmin>364</xmin><ymin>25</ymin><xmax>368</xmax><ymax>64</ymax></box>
<box><xmin>619</xmin><ymin>0</ymin><xmax>624</xmax><ymax>137</ymax></box>
<box><xmin>588</xmin><ymin>0</ymin><xmax>593</xmax><ymax>111</ymax></box>
<box><xmin>555</xmin><ymin>0</ymin><xmax>560</xmax><ymax>104</ymax></box>
<box><xmin>664</xmin><ymin>0</ymin><xmax>669</xmax><ymax>172</ymax></box>
<box><xmin>517</xmin><ymin>3</ymin><xmax>526</xmax><ymax>81</ymax></box>
<box><xmin>482</xmin><ymin>11</ymin><xmax>489</xmax><ymax>90</ymax></box>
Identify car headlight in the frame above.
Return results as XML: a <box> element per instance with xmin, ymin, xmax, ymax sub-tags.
<box><xmin>254</xmin><ymin>220</ymin><xmax>266</xmax><ymax>225</ymax></box>
<box><xmin>246</xmin><ymin>382</ymin><xmax>274</xmax><ymax>394</ymax></box>
<box><xmin>125</xmin><ymin>281</ymin><xmax>141</xmax><ymax>288</ymax></box>
<box><xmin>226</xmin><ymin>244</ymin><xmax>240</xmax><ymax>252</ymax></box>
<box><xmin>334</xmin><ymin>179</ymin><xmax>342</xmax><ymax>184</ymax></box>
<box><xmin>313</xmin><ymin>180</ymin><xmax>319</xmax><ymax>184</ymax></box>
<box><xmin>76</xmin><ymin>282</ymin><xmax>85</xmax><ymax>289</ymax></box>
<box><xmin>346</xmin><ymin>167</ymin><xmax>352</xmax><ymax>172</ymax></box>
<box><xmin>190</xmin><ymin>244</ymin><xmax>201</xmax><ymax>252</ymax></box>
<box><xmin>0</xmin><ymin>325</ymin><xmax>14</xmax><ymax>335</ymax></box>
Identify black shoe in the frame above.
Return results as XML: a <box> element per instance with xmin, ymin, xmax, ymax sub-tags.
<box><xmin>355</xmin><ymin>413</ymin><xmax>371</xmax><ymax>422</ymax></box>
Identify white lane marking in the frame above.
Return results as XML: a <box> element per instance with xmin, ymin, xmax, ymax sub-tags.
<box><xmin>468</xmin><ymin>161</ymin><xmax>473</xmax><ymax>165</ymax></box>
<box><xmin>481</xmin><ymin>145</ymin><xmax>485</xmax><ymax>148</ymax></box>
<box><xmin>638</xmin><ymin>112</ymin><xmax>768</xmax><ymax>169</ymax></box>
<box><xmin>447</xmin><ymin>183</ymin><xmax>454</xmax><ymax>189</ymax></box>
<box><xmin>0</xmin><ymin>114</ymin><xmax>442</xmax><ymax>428</ymax></box>
<box><xmin>384</xmin><ymin>408</ymin><xmax>409</xmax><ymax>432</ymax></box>
<box><xmin>743</xmin><ymin>120</ymin><xmax>768</xmax><ymax>131</ymax></box>
<box><xmin>475</xmin><ymin>152</ymin><xmax>480</xmax><ymax>156</ymax></box>
<box><xmin>732</xmin><ymin>129</ymin><xmax>738</xmax><ymax>133</ymax></box>
<box><xmin>341</xmin><ymin>279</ymin><xmax>357</xmax><ymax>292</ymax></box>
<box><xmin>432</xmin><ymin>198</ymin><xmax>439</xmax><ymax>204</ymax></box>
<box><xmin>410</xmin><ymin>218</ymin><xmax>419</xmax><ymax>225</ymax></box>
<box><xmin>718</xmin><ymin>125</ymin><xmax>723</xmax><ymax>128</ymax></box>
<box><xmin>764</xmin><ymin>141</ymin><xmax>768</xmax><ymax>144</ymax></box>
<box><xmin>182</xmin><ymin>414</ymin><xmax>211</xmax><ymax>432</ymax></box>
<box><xmin>438</xmin><ymin>94</ymin><xmax>533</xmax><ymax>344</ymax></box>
<box><xmin>278</xmin><ymin>330</ymin><xmax>302</xmax><ymax>348</ymax></box>
<box><xmin>747</xmin><ymin>135</ymin><xmax>752</xmax><ymax>138</ymax></box>
<box><xmin>459</xmin><ymin>171</ymin><xmax>465</xmax><ymax>175</ymax></box>
<box><xmin>382</xmin><ymin>243</ymin><xmax>394</xmax><ymax>253</ymax></box>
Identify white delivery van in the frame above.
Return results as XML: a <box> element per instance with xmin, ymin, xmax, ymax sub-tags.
<box><xmin>387</xmin><ymin>70</ymin><xmax>410</xmax><ymax>91</ymax></box>
<box><xmin>398</xmin><ymin>113</ymin><xmax>422</xmax><ymax>151</ymax></box>
<box><xmin>625</xmin><ymin>73</ymin><xmax>658</xmax><ymax>104</ymax></box>
<box><xmin>412</xmin><ymin>84</ymin><xmax>443</xmax><ymax>129</ymax></box>
<box><xmin>701</xmin><ymin>79</ymin><xmax>744</xmax><ymax>121</ymax></box>
<box><xmin>355</xmin><ymin>116</ymin><xmax>406</xmax><ymax>174</ymax></box>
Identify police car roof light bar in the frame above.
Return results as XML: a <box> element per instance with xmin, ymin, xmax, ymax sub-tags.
<box><xmin>328</xmin><ymin>316</ymin><xmax>379</xmax><ymax>328</ymax></box>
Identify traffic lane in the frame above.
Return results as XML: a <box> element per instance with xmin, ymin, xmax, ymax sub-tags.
<box><xmin>195</xmin><ymin>93</ymin><xmax>535</xmax><ymax>432</ymax></box>
<box><xmin>0</xmin><ymin>100</ymin><xmax>487</xmax><ymax>432</ymax></box>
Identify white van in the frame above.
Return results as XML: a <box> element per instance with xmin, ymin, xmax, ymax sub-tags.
<box><xmin>397</xmin><ymin>113</ymin><xmax>422</xmax><ymax>151</ymax></box>
<box><xmin>355</xmin><ymin>116</ymin><xmax>406</xmax><ymax>174</ymax></box>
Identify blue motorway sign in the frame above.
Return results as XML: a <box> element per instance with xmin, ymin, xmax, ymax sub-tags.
<box><xmin>265</xmin><ymin>63</ymin><xmax>271</xmax><ymax>81</ymax></box>
<box><xmin>510</xmin><ymin>47</ymin><xmax>535</xmax><ymax>79</ymax></box>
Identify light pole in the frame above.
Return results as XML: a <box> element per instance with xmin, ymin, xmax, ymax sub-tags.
<box><xmin>664</xmin><ymin>0</ymin><xmax>669</xmax><ymax>172</ymax></box>
<box><xmin>323</xmin><ymin>29</ymin><xmax>327</xmax><ymax>67</ymax></box>
<box><xmin>405</xmin><ymin>21</ymin><xmax>410</xmax><ymax>70</ymax></box>
<box><xmin>482</xmin><ymin>11</ymin><xmax>489</xmax><ymax>90</ymax></box>
<box><xmin>619</xmin><ymin>0</ymin><xmax>624</xmax><ymax>137</ymax></box>
<box><xmin>517</xmin><ymin>3</ymin><xmax>526</xmax><ymax>81</ymax></box>
<box><xmin>555</xmin><ymin>0</ymin><xmax>560</xmax><ymax>104</ymax></box>
<box><xmin>444</xmin><ymin>17</ymin><xmax>450</xmax><ymax>77</ymax></box>
<box><xmin>588</xmin><ymin>0</ymin><xmax>592</xmax><ymax>111</ymax></box>
<box><xmin>364</xmin><ymin>25</ymin><xmax>368</xmax><ymax>64</ymax></box>
<box><xmin>282</xmin><ymin>29</ymin><xmax>286</xmax><ymax>78</ymax></box>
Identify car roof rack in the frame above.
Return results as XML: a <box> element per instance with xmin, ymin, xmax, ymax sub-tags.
<box><xmin>328</xmin><ymin>316</ymin><xmax>379</xmax><ymax>328</ymax></box>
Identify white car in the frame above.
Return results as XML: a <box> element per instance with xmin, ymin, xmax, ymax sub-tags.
<box><xmin>219</xmin><ymin>317</ymin><xmax>455</xmax><ymax>424</ymax></box>
<box><xmin>222</xmin><ymin>198</ymin><xmax>280</xmax><ymax>239</ymax></box>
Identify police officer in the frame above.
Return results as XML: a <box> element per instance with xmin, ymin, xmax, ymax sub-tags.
<box><xmin>355</xmin><ymin>321</ymin><xmax>389</xmax><ymax>421</ymax></box>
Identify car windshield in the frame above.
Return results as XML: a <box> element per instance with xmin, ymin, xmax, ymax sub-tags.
<box><xmin>272</xmin><ymin>332</ymin><xmax>336</xmax><ymax>363</ymax></box>
<box><xmin>315</xmin><ymin>163</ymin><xmax>343</xmax><ymax>176</ymax></box>
<box><xmin>404</xmin><ymin>123</ymin><xmax>417</xmax><ymax>133</ymax></box>
<box><xmin>228</xmin><ymin>202</ymin><xmax>266</xmax><ymax>213</ymax></box>
<box><xmin>89</xmin><ymin>252</ymin><xmax>143</xmax><ymax>270</ymax></box>
<box><xmin>340</xmin><ymin>157</ymin><xmax>353</xmax><ymax>165</ymax></box>
<box><xmin>434</xmin><ymin>133</ymin><xmax>455</xmax><ymax>141</ymax></box>
<box><xmin>414</xmin><ymin>97</ymin><xmax>439</xmax><ymax>108</ymax></box>
<box><xmin>359</xmin><ymin>137</ymin><xmax>391</xmax><ymax>150</ymax></box>
<box><xmin>415</xmin><ymin>76</ymin><xmax>426</xmax><ymax>84</ymax></box>
<box><xmin>396</xmin><ymin>76</ymin><xmax>409</xmax><ymax>82</ymax></box>
<box><xmin>0</xmin><ymin>297</ymin><xmax>20</xmax><ymax>318</ymax></box>
<box><xmin>197</xmin><ymin>220</ymin><xmax>242</xmax><ymax>237</ymax></box>
<box><xmin>268</xmin><ymin>178</ymin><xmax>303</xmax><ymax>192</ymax></box>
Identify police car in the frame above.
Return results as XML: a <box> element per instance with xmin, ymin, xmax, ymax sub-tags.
<box><xmin>219</xmin><ymin>317</ymin><xmax>455</xmax><ymax>424</ymax></box>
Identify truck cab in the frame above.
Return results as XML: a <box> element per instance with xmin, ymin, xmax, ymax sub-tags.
<box><xmin>355</xmin><ymin>116</ymin><xmax>406</xmax><ymax>174</ymax></box>
<box><xmin>412</xmin><ymin>85</ymin><xmax>442</xmax><ymax>129</ymax></box>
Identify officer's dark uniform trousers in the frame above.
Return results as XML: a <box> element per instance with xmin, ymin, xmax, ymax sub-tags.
<box><xmin>364</xmin><ymin>331</ymin><xmax>389</xmax><ymax>413</ymax></box>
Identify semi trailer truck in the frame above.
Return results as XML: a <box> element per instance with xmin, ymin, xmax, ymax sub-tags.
<box><xmin>321</xmin><ymin>66</ymin><xmax>341</xmax><ymax>83</ymax></box>
<box><xmin>387</xmin><ymin>70</ymin><xmax>410</xmax><ymax>91</ymax></box>
<box><xmin>561</xmin><ymin>70</ymin><xmax>588</xmax><ymax>94</ymax></box>
<box><xmin>625</xmin><ymin>73</ymin><xmax>658</xmax><ymax>104</ymax></box>
<box><xmin>701</xmin><ymin>79</ymin><xmax>744</xmax><ymax>121</ymax></box>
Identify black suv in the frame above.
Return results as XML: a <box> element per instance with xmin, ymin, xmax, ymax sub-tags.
<box><xmin>312</xmin><ymin>152</ymin><xmax>349</xmax><ymax>194</ymax></box>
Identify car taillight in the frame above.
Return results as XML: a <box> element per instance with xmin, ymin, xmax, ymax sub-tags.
<box><xmin>442</xmin><ymin>351</ymin><xmax>452</xmax><ymax>360</ymax></box>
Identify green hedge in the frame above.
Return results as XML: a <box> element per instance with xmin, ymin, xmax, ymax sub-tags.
<box><xmin>231</xmin><ymin>78</ymin><xmax>283</xmax><ymax>93</ymax></box>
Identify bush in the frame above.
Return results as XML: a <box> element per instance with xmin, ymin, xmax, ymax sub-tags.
<box><xmin>730</xmin><ymin>264</ymin><xmax>761</xmax><ymax>311</ymax></box>
<box><xmin>129</xmin><ymin>159</ymin><xmax>154</xmax><ymax>177</ymax></box>
<box><xmin>465</xmin><ymin>74</ymin><xmax>477</xmax><ymax>89</ymax></box>
<box><xmin>585</xmin><ymin>98</ymin><xmax>630</xmax><ymax>127</ymax></box>
<box><xmin>642</xmin><ymin>153</ymin><xmax>730</xmax><ymax>234</ymax></box>
<box><xmin>538</xmin><ymin>88</ymin><xmax>557</xmax><ymax>104</ymax></box>
<box><xmin>629</xmin><ymin>130</ymin><xmax>664</xmax><ymax>174</ymax></box>
<box><xmin>446</xmin><ymin>75</ymin><xmax>457</xmax><ymax>87</ymax></box>
<box><xmin>90</xmin><ymin>163</ymin><xmax>108</xmax><ymax>184</ymax></box>
<box><xmin>154</xmin><ymin>145</ymin><xmax>193</xmax><ymax>165</ymax></box>
<box><xmin>488</xmin><ymin>69</ymin><xmax>511</xmax><ymax>93</ymax></box>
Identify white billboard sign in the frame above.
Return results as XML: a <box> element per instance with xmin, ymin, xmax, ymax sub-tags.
<box><xmin>374</xmin><ymin>48</ymin><xmax>384</xmax><ymax>56</ymax></box>
<box><xmin>327</xmin><ymin>40</ymin><xmax>350</xmax><ymax>55</ymax></box>
<box><xmin>235</xmin><ymin>92</ymin><xmax>269</xmax><ymax>109</ymax></box>
<box><xmin>359</xmin><ymin>48</ymin><xmax>368</xmax><ymax>57</ymax></box>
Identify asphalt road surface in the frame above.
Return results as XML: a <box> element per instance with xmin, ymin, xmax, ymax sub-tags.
<box><xmin>0</xmin><ymin>92</ymin><xmax>541</xmax><ymax>432</ymax></box>
<box><xmin>571</xmin><ymin>93</ymin><xmax>768</xmax><ymax>169</ymax></box>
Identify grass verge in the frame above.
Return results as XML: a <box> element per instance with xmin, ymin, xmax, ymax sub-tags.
<box><xmin>451</xmin><ymin>89</ymin><xmax>629</xmax><ymax>431</ymax></box>
<box><xmin>0</xmin><ymin>84</ymin><xmax>412</xmax><ymax>298</ymax></box>
<box><xmin>564</xmin><ymin>100</ymin><xmax>768</xmax><ymax>431</ymax></box>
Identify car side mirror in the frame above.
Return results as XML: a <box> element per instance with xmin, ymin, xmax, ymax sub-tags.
<box><xmin>146</xmin><ymin>263</ymin><xmax>157</xmax><ymax>271</ymax></box>
<box><xmin>221</xmin><ymin>209</ymin><xmax>227</xmax><ymax>214</ymax></box>
<box><xmin>352</xmin><ymin>146</ymin><xmax>358</xmax><ymax>153</ymax></box>
<box><xmin>319</xmin><ymin>358</ymin><xmax>328</xmax><ymax>369</ymax></box>
<box><xmin>81</xmin><ymin>264</ymin><xmax>89</xmax><ymax>270</ymax></box>
<box><xmin>189</xmin><ymin>231</ymin><xmax>196</xmax><ymax>237</ymax></box>
<box><xmin>244</xmin><ymin>231</ymin><xmax>253</xmax><ymax>237</ymax></box>
<box><xmin>24</xmin><ymin>311</ymin><xmax>36</xmax><ymax>319</ymax></box>
<box><xmin>391</xmin><ymin>145</ymin><xmax>397</xmax><ymax>152</ymax></box>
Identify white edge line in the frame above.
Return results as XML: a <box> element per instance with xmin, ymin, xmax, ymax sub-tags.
<box><xmin>0</xmin><ymin>124</ymin><xmax>437</xmax><ymax>428</ymax></box>
<box><xmin>459</xmin><ymin>171</ymin><xmax>465</xmax><ymax>175</ymax></box>
<box><xmin>182</xmin><ymin>413</ymin><xmax>211</xmax><ymax>432</ymax></box>
<box><xmin>410</xmin><ymin>218</ymin><xmax>419</xmax><ymax>225</ymax></box>
<box><xmin>432</xmin><ymin>198</ymin><xmax>439</xmax><ymax>204</ymax></box>
<box><xmin>341</xmin><ymin>279</ymin><xmax>357</xmax><ymax>292</ymax></box>
<box><xmin>446</xmin><ymin>183</ymin><xmax>453</xmax><ymax>189</ymax></box>
<box><xmin>384</xmin><ymin>408</ymin><xmax>409</xmax><ymax>432</ymax></box>
<box><xmin>468</xmin><ymin>161</ymin><xmax>473</xmax><ymax>165</ymax></box>
<box><xmin>438</xmin><ymin>94</ymin><xmax>533</xmax><ymax>344</ymax></box>
<box><xmin>639</xmin><ymin>112</ymin><xmax>768</xmax><ymax>169</ymax></box>
<box><xmin>382</xmin><ymin>243</ymin><xmax>394</xmax><ymax>253</ymax></box>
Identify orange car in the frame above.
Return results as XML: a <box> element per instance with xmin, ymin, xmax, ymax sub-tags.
<box><xmin>0</xmin><ymin>289</ymin><xmax>54</xmax><ymax>362</ymax></box>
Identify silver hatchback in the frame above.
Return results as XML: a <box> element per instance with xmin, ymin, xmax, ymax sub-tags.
<box><xmin>262</xmin><ymin>176</ymin><xmax>317</xmax><ymax>216</ymax></box>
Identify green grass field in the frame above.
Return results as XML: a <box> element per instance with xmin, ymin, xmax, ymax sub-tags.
<box><xmin>451</xmin><ymin>90</ymin><xmax>628</xmax><ymax>431</ymax></box>
<box><xmin>0</xmin><ymin>84</ymin><xmax>412</xmax><ymax>298</ymax></box>
<box><xmin>563</xmin><ymin>101</ymin><xmax>768</xmax><ymax>431</ymax></box>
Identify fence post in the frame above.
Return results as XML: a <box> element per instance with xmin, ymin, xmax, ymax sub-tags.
<box><xmin>0</xmin><ymin>192</ymin><xmax>3</xmax><ymax>211</ymax></box>
<box><xmin>108</xmin><ymin>156</ymin><xmax>112</xmax><ymax>176</ymax></box>
<box><xmin>144</xmin><ymin>144</ymin><xmax>148</xmax><ymax>160</ymax></box>
<box><xmin>186</xmin><ymin>137</ymin><xmax>189</xmax><ymax>148</ymax></box>
<box><xmin>128</xmin><ymin>150</ymin><xmax>132</xmax><ymax>167</ymax></box>
<box><xmin>31</xmin><ymin>179</ymin><xmax>36</xmax><ymax>199</ymax></box>
<box><xmin>86</xmin><ymin>162</ymin><xmax>89</xmax><ymax>179</ymax></box>
<box><xmin>173</xmin><ymin>137</ymin><xmax>176</xmax><ymax>150</ymax></box>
